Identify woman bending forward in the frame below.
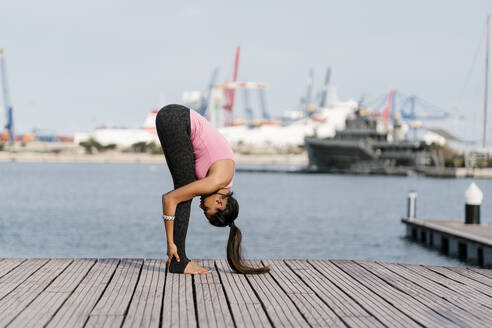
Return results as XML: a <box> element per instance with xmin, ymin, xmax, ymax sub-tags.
<box><xmin>156</xmin><ymin>104</ymin><xmax>270</xmax><ymax>274</ymax></box>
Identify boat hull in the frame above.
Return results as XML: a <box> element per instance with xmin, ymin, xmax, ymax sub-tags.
<box><xmin>304</xmin><ymin>136</ymin><xmax>430</xmax><ymax>172</ymax></box>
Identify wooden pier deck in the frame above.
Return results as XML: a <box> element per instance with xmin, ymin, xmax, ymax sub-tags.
<box><xmin>0</xmin><ymin>258</ymin><xmax>491</xmax><ymax>327</ymax></box>
<box><xmin>402</xmin><ymin>218</ymin><xmax>492</xmax><ymax>267</ymax></box>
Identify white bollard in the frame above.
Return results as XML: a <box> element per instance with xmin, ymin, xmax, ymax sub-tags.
<box><xmin>465</xmin><ymin>183</ymin><xmax>483</xmax><ymax>224</ymax></box>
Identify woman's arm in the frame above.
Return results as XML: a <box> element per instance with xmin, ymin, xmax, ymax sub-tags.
<box><xmin>161</xmin><ymin>159</ymin><xmax>234</xmax><ymax>250</ymax></box>
<box><xmin>162</xmin><ymin>176</ymin><xmax>222</xmax><ymax>216</ymax></box>
<box><xmin>161</xmin><ymin>176</ymin><xmax>221</xmax><ymax>252</ymax></box>
<box><xmin>161</xmin><ymin>195</ymin><xmax>175</xmax><ymax>243</ymax></box>
<box><xmin>162</xmin><ymin>195</ymin><xmax>179</xmax><ymax>263</ymax></box>
<box><xmin>162</xmin><ymin>159</ymin><xmax>234</xmax><ymax>217</ymax></box>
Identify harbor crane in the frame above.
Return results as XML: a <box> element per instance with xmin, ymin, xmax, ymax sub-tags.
<box><xmin>0</xmin><ymin>49</ymin><xmax>14</xmax><ymax>144</ymax></box>
<box><xmin>214</xmin><ymin>81</ymin><xmax>269</xmax><ymax>126</ymax></box>
<box><xmin>318</xmin><ymin>68</ymin><xmax>332</xmax><ymax>108</ymax></box>
<box><xmin>210</xmin><ymin>46</ymin><xmax>271</xmax><ymax>127</ymax></box>
<box><xmin>299</xmin><ymin>68</ymin><xmax>315</xmax><ymax>115</ymax></box>
<box><xmin>365</xmin><ymin>88</ymin><xmax>453</xmax><ymax>141</ymax></box>
<box><xmin>197</xmin><ymin>67</ymin><xmax>219</xmax><ymax>116</ymax></box>
<box><xmin>366</xmin><ymin>89</ymin><xmax>450</xmax><ymax>122</ymax></box>
<box><xmin>298</xmin><ymin>67</ymin><xmax>332</xmax><ymax>116</ymax></box>
<box><xmin>242</xmin><ymin>84</ymin><xmax>270</xmax><ymax>124</ymax></box>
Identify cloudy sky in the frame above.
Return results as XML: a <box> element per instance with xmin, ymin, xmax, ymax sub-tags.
<box><xmin>0</xmin><ymin>0</ymin><xmax>491</xmax><ymax>142</ymax></box>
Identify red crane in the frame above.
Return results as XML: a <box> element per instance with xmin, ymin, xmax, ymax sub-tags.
<box><xmin>382</xmin><ymin>88</ymin><xmax>393</xmax><ymax>126</ymax></box>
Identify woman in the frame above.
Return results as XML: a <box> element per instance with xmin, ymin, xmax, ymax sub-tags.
<box><xmin>156</xmin><ymin>104</ymin><xmax>270</xmax><ymax>274</ymax></box>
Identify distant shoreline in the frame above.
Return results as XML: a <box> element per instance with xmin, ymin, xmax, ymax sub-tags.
<box><xmin>0</xmin><ymin>151</ymin><xmax>308</xmax><ymax>165</ymax></box>
<box><xmin>3</xmin><ymin>152</ymin><xmax>492</xmax><ymax>178</ymax></box>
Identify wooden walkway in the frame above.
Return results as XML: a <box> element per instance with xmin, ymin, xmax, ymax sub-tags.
<box><xmin>402</xmin><ymin>218</ymin><xmax>492</xmax><ymax>267</ymax></box>
<box><xmin>0</xmin><ymin>259</ymin><xmax>491</xmax><ymax>327</ymax></box>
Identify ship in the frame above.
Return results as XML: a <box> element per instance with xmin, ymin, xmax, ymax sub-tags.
<box><xmin>304</xmin><ymin>108</ymin><xmax>434</xmax><ymax>174</ymax></box>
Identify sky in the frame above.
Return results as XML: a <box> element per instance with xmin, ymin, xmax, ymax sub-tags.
<box><xmin>0</xmin><ymin>0</ymin><xmax>492</xmax><ymax>142</ymax></box>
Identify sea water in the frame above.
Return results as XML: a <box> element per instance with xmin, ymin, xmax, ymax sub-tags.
<box><xmin>1</xmin><ymin>162</ymin><xmax>490</xmax><ymax>267</ymax></box>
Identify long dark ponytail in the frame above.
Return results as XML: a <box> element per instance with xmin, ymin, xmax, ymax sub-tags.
<box><xmin>209</xmin><ymin>192</ymin><xmax>270</xmax><ymax>274</ymax></box>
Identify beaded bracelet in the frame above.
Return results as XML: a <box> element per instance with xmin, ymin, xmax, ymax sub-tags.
<box><xmin>162</xmin><ymin>214</ymin><xmax>175</xmax><ymax>221</ymax></box>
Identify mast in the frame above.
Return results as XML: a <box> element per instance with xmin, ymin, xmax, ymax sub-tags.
<box><xmin>483</xmin><ymin>15</ymin><xmax>490</xmax><ymax>149</ymax></box>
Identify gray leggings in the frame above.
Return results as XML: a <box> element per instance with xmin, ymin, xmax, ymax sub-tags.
<box><xmin>155</xmin><ymin>104</ymin><xmax>195</xmax><ymax>273</ymax></box>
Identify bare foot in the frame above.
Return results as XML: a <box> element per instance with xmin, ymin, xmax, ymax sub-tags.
<box><xmin>184</xmin><ymin>261</ymin><xmax>212</xmax><ymax>274</ymax></box>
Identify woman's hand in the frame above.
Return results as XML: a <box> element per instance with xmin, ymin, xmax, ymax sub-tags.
<box><xmin>167</xmin><ymin>242</ymin><xmax>180</xmax><ymax>267</ymax></box>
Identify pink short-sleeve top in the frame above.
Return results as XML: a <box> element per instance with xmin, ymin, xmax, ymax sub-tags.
<box><xmin>189</xmin><ymin>109</ymin><xmax>235</xmax><ymax>188</ymax></box>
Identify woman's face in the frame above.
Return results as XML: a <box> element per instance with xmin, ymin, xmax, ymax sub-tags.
<box><xmin>199</xmin><ymin>194</ymin><xmax>228</xmax><ymax>219</ymax></box>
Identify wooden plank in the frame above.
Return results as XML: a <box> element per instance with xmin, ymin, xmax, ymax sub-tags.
<box><xmin>86</xmin><ymin>258</ymin><xmax>143</xmax><ymax>327</ymax></box>
<box><xmin>162</xmin><ymin>265</ymin><xmax>196</xmax><ymax>328</ymax></box>
<box><xmin>9</xmin><ymin>259</ymin><xmax>96</xmax><ymax>327</ymax></box>
<box><xmin>334</xmin><ymin>260</ymin><xmax>468</xmax><ymax>327</ymax></box>
<box><xmin>0</xmin><ymin>259</ymin><xmax>26</xmax><ymax>279</ymax></box>
<box><xmin>263</xmin><ymin>259</ymin><xmax>346</xmax><ymax>327</ymax></box>
<box><xmin>47</xmin><ymin>258</ymin><xmax>119</xmax><ymax>328</ymax></box>
<box><xmin>401</xmin><ymin>263</ymin><xmax>492</xmax><ymax>309</ymax></box>
<box><xmin>215</xmin><ymin>259</ymin><xmax>271</xmax><ymax>328</ymax></box>
<box><xmin>470</xmin><ymin>268</ymin><xmax>492</xmax><ymax>279</ymax></box>
<box><xmin>339</xmin><ymin>260</ymin><xmax>490</xmax><ymax>327</ymax></box>
<box><xmin>447</xmin><ymin>267</ymin><xmax>492</xmax><ymax>288</ymax></box>
<box><xmin>359</xmin><ymin>261</ymin><xmax>489</xmax><ymax>327</ymax></box>
<box><xmin>0</xmin><ymin>259</ymin><xmax>49</xmax><ymax>301</ymax></box>
<box><xmin>309</xmin><ymin>260</ymin><xmax>419</xmax><ymax>328</ymax></box>
<box><xmin>194</xmin><ymin>259</ymin><xmax>234</xmax><ymax>328</ymax></box>
<box><xmin>389</xmin><ymin>262</ymin><xmax>492</xmax><ymax>324</ymax></box>
<box><xmin>285</xmin><ymin>260</ymin><xmax>383</xmax><ymax>328</ymax></box>
<box><xmin>122</xmin><ymin>259</ymin><xmax>166</xmax><ymax>328</ymax></box>
<box><xmin>0</xmin><ymin>259</ymin><xmax>73</xmax><ymax>327</ymax></box>
<box><xmin>243</xmin><ymin>259</ymin><xmax>308</xmax><ymax>327</ymax></box>
<box><xmin>426</xmin><ymin>266</ymin><xmax>492</xmax><ymax>296</ymax></box>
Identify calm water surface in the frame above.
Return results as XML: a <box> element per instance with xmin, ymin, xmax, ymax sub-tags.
<box><xmin>1</xmin><ymin>162</ymin><xmax>491</xmax><ymax>267</ymax></box>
